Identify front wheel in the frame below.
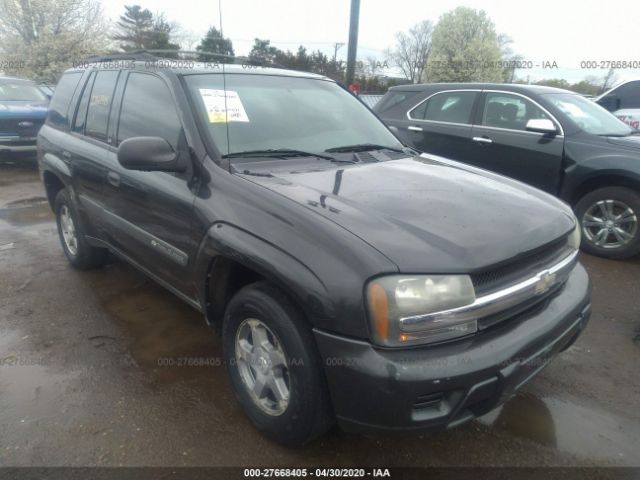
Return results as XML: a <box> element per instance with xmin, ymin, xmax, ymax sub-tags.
<box><xmin>222</xmin><ymin>281</ymin><xmax>334</xmax><ymax>446</ymax></box>
<box><xmin>575</xmin><ymin>186</ymin><xmax>640</xmax><ymax>259</ymax></box>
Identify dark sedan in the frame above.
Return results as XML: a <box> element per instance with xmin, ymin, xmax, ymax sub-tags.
<box><xmin>375</xmin><ymin>83</ymin><xmax>640</xmax><ymax>259</ymax></box>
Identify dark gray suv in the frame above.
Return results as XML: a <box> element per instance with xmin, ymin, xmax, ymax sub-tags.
<box><xmin>38</xmin><ymin>56</ymin><xmax>591</xmax><ymax>445</ymax></box>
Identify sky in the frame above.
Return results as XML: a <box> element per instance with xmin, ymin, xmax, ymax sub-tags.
<box><xmin>102</xmin><ymin>0</ymin><xmax>640</xmax><ymax>84</ymax></box>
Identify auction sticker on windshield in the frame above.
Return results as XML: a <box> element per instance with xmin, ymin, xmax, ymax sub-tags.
<box><xmin>199</xmin><ymin>89</ymin><xmax>249</xmax><ymax>123</ymax></box>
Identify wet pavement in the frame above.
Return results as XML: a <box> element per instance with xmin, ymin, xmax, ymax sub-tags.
<box><xmin>0</xmin><ymin>161</ymin><xmax>639</xmax><ymax>467</ymax></box>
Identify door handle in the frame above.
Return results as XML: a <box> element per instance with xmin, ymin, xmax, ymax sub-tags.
<box><xmin>408</xmin><ymin>126</ymin><xmax>423</xmax><ymax>132</ymax></box>
<box><xmin>107</xmin><ymin>171</ymin><xmax>121</xmax><ymax>188</ymax></box>
<box><xmin>473</xmin><ymin>136</ymin><xmax>493</xmax><ymax>144</ymax></box>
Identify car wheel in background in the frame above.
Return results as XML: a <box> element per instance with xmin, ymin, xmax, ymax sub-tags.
<box><xmin>54</xmin><ymin>189</ymin><xmax>108</xmax><ymax>269</ymax></box>
<box><xmin>575</xmin><ymin>187</ymin><xmax>640</xmax><ymax>259</ymax></box>
<box><xmin>222</xmin><ymin>281</ymin><xmax>334</xmax><ymax>446</ymax></box>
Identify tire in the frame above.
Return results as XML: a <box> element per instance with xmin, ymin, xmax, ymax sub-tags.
<box><xmin>54</xmin><ymin>189</ymin><xmax>108</xmax><ymax>269</ymax></box>
<box><xmin>222</xmin><ymin>281</ymin><xmax>334</xmax><ymax>446</ymax></box>
<box><xmin>575</xmin><ymin>186</ymin><xmax>640</xmax><ymax>259</ymax></box>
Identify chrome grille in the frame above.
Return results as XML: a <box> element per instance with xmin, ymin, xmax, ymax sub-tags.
<box><xmin>471</xmin><ymin>236</ymin><xmax>570</xmax><ymax>296</ymax></box>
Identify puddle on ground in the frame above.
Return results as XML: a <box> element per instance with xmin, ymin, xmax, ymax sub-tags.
<box><xmin>0</xmin><ymin>197</ymin><xmax>53</xmax><ymax>226</ymax></box>
<box><xmin>478</xmin><ymin>392</ymin><xmax>640</xmax><ymax>463</ymax></box>
<box><xmin>95</xmin><ymin>264</ymin><xmax>223</xmax><ymax>386</ymax></box>
<box><xmin>0</xmin><ymin>329</ymin><xmax>79</xmax><ymax>425</ymax></box>
<box><xmin>0</xmin><ymin>364</ymin><xmax>79</xmax><ymax>425</ymax></box>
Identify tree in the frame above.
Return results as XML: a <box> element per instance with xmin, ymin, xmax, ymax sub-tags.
<box><xmin>498</xmin><ymin>34</ymin><xmax>522</xmax><ymax>83</ymax></box>
<box><xmin>196</xmin><ymin>26</ymin><xmax>234</xmax><ymax>63</ymax></box>
<box><xmin>387</xmin><ymin>20</ymin><xmax>433</xmax><ymax>83</ymax></box>
<box><xmin>248</xmin><ymin>38</ymin><xmax>284</xmax><ymax>65</ymax></box>
<box><xmin>113</xmin><ymin>5</ymin><xmax>153</xmax><ymax>50</ymax></box>
<box><xmin>600</xmin><ymin>68</ymin><xmax>618</xmax><ymax>94</ymax></box>
<box><xmin>533</xmin><ymin>75</ymin><xmax>613</xmax><ymax>97</ymax></box>
<box><xmin>0</xmin><ymin>0</ymin><xmax>109</xmax><ymax>83</ymax></box>
<box><xmin>113</xmin><ymin>5</ymin><xmax>180</xmax><ymax>53</ymax></box>
<box><xmin>426</xmin><ymin>7</ymin><xmax>503</xmax><ymax>83</ymax></box>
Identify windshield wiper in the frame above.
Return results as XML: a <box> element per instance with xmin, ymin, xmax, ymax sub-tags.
<box><xmin>325</xmin><ymin>143</ymin><xmax>405</xmax><ymax>153</ymax></box>
<box><xmin>222</xmin><ymin>148</ymin><xmax>337</xmax><ymax>160</ymax></box>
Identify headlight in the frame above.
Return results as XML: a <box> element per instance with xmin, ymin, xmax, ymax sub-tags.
<box><xmin>366</xmin><ymin>275</ymin><xmax>477</xmax><ymax>347</ymax></box>
<box><xmin>567</xmin><ymin>219</ymin><xmax>581</xmax><ymax>250</ymax></box>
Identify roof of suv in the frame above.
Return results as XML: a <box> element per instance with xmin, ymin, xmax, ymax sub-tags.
<box><xmin>388</xmin><ymin>82</ymin><xmax>571</xmax><ymax>95</ymax></box>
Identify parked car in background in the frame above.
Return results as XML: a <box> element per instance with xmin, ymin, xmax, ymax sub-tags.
<box><xmin>375</xmin><ymin>83</ymin><xmax>640</xmax><ymax>259</ymax></box>
<box><xmin>38</xmin><ymin>57</ymin><xmax>590</xmax><ymax>445</ymax></box>
<box><xmin>596</xmin><ymin>79</ymin><xmax>640</xmax><ymax>129</ymax></box>
<box><xmin>0</xmin><ymin>76</ymin><xmax>49</xmax><ymax>159</ymax></box>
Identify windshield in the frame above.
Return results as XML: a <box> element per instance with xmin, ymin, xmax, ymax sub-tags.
<box><xmin>0</xmin><ymin>82</ymin><xmax>48</xmax><ymax>102</ymax></box>
<box><xmin>184</xmin><ymin>73</ymin><xmax>402</xmax><ymax>156</ymax></box>
<box><xmin>544</xmin><ymin>93</ymin><xmax>633</xmax><ymax>136</ymax></box>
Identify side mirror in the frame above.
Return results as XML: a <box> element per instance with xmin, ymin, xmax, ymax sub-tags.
<box><xmin>117</xmin><ymin>136</ymin><xmax>184</xmax><ymax>172</ymax></box>
<box><xmin>525</xmin><ymin>118</ymin><xmax>558</xmax><ymax>135</ymax></box>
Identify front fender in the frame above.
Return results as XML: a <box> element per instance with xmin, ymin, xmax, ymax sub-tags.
<box><xmin>194</xmin><ymin>222</ymin><xmax>333</xmax><ymax>327</ymax></box>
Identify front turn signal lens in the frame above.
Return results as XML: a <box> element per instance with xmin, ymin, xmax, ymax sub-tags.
<box><xmin>367</xmin><ymin>282</ymin><xmax>389</xmax><ymax>342</ymax></box>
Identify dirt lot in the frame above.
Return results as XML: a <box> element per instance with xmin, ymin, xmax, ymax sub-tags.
<box><xmin>1</xmin><ymin>161</ymin><xmax>639</xmax><ymax>467</ymax></box>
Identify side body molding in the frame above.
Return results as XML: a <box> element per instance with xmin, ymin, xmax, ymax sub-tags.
<box><xmin>42</xmin><ymin>152</ymin><xmax>72</xmax><ymax>180</ymax></box>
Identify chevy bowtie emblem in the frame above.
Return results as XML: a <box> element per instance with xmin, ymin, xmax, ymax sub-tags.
<box><xmin>18</xmin><ymin>121</ymin><xmax>34</xmax><ymax>127</ymax></box>
<box><xmin>535</xmin><ymin>270</ymin><xmax>556</xmax><ymax>295</ymax></box>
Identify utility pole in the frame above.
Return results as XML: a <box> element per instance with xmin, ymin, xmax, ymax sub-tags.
<box><xmin>345</xmin><ymin>0</ymin><xmax>360</xmax><ymax>86</ymax></box>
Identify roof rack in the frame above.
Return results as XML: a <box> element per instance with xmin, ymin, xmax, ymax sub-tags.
<box><xmin>80</xmin><ymin>50</ymin><xmax>290</xmax><ymax>70</ymax></box>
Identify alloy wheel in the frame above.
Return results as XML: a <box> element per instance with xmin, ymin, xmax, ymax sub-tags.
<box><xmin>582</xmin><ymin>199</ymin><xmax>638</xmax><ymax>249</ymax></box>
<box><xmin>235</xmin><ymin>318</ymin><xmax>290</xmax><ymax>416</ymax></box>
<box><xmin>59</xmin><ymin>205</ymin><xmax>78</xmax><ymax>256</ymax></box>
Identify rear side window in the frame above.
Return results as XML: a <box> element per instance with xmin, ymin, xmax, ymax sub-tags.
<box><xmin>72</xmin><ymin>72</ymin><xmax>95</xmax><ymax>134</ymax></box>
<box><xmin>85</xmin><ymin>71</ymin><xmax>119</xmax><ymax>142</ymax></box>
<box><xmin>117</xmin><ymin>73</ymin><xmax>183</xmax><ymax>149</ymax></box>
<box><xmin>410</xmin><ymin>91</ymin><xmax>477</xmax><ymax>124</ymax></box>
<box><xmin>610</xmin><ymin>81</ymin><xmax>640</xmax><ymax>109</ymax></box>
<box><xmin>374</xmin><ymin>92</ymin><xmax>408</xmax><ymax>114</ymax></box>
<box><xmin>481</xmin><ymin>92</ymin><xmax>550</xmax><ymax>131</ymax></box>
<box><xmin>47</xmin><ymin>72</ymin><xmax>82</xmax><ymax>129</ymax></box>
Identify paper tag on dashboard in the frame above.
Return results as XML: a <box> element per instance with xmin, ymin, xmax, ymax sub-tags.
<box><xmin>199</xmin><ymin>89</ymin><xmax>249</xmax><ymax>123</ymax></box>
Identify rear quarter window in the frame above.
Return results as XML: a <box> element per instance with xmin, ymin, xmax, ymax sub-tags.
<box><xmin>47</xmin><ymin>72</ymin><xmax>83</xmax><ymax>129</ymax></box>
<box><xmin>375</xmin><ymin>91</ymin><xmax>416</xmax><ymax>115</ymax></box>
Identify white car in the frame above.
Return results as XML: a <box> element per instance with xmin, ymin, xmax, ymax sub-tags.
<box><xmin>596</xmin><ymin>80</ymin><xmax>640</xmax><ymax>129</ymax></box>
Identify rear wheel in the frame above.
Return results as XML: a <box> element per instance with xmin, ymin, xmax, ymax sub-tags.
<box><xmin>54</xmin><ymin>189</ymin><xmax>108</xmax><ymax>269</ymax></box>
<box><xmin>575</xmin><ymin>187</ymin><xmax>640</xmax><ymax>259</ymax></box>
<box><xmin>222</xmin><ymin>281</ymin><xmax>333</xmax><ymax>446</ymax></box>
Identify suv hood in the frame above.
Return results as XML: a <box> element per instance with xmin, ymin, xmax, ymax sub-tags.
<box><xmin>237</xmin><ymin>155</ymin><xmax>575</xmax><ymax>272</ymax></box>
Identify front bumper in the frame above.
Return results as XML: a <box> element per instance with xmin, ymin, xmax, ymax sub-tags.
<box><xmin>314</xmin><ymin>263</ymin><xmax>591</xmax><ymax>433</ymax></box>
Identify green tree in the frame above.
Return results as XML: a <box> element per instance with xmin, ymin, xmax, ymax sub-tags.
<box><xmin>248</xmin><ymin>38</ymin><xmax>284</xmax><ymax>65</ymax></box>
<box><xmin>113</xmin><ymin>5</ymin><xmax>180</xmax><ymax>53</ymax></box>
<box><xmin>196</xmin><ymin>27</ymin><xmax>234</xmax><ymax>63</ymax></box>
<box><xmin>426</xmin><ymin>7</ymin><xmax>503</xmax><ymax>83</ymax></box>
<box><xmin>114</xmin><ymin>5</ymin><xmax>154</xmax><ymax>50</ymax></box>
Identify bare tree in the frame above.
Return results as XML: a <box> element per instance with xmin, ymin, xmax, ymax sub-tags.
<box><xmin>0</xmin><ymin>0</ymin><xmax>109</xmax><ymax>82</ymax></box>
<box><xmin>600</xmin><ymin>68</ymin><xmax>618</xmax><ymax>94</ymax></box>
<box><xmin>387</xmin><ymin>20</ymin><xmax>433</xmax><ymax>83</ymax></box>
